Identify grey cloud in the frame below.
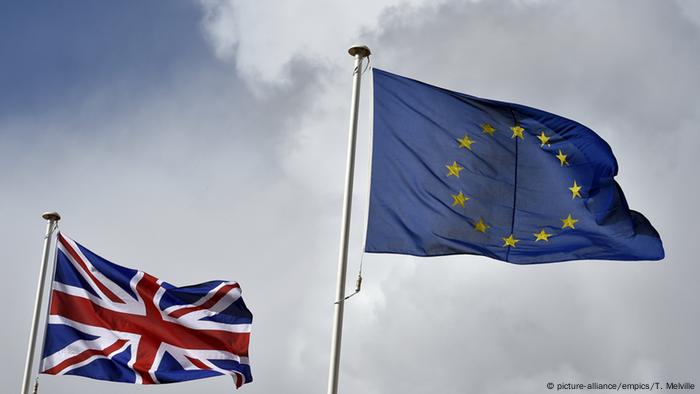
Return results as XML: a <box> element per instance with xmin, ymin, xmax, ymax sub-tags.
<box><xmin>1</xmin><ymin>47</ymin><xmax>336</xmax><ymax>393</ymax></box>
<box><xmin>3</xmin><ymin>1</ymin><xmax>698</xmax><ymax>393</ymax></box>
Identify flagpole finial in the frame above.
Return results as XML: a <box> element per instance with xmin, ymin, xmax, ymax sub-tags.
<box><xmin>348</xmin><ymin>45</ymin><xmax>371</xmax><ymax>58</ymax></box>
<box><xmin>42</xmin><ymin>212</ymin><xmax>61</xmax><ymax>221</ymax></box>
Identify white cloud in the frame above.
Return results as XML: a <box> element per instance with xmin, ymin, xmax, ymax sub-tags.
<box><xmin>198</xmin><ymin>0</ymin><xmax>440</xmax><ymax>87</ymax></box>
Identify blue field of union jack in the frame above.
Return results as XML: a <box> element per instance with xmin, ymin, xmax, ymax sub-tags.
<box><xmin>41</xmin><ymin>233</ymin><xmax>253</xmax><ymax>387</ymax></box>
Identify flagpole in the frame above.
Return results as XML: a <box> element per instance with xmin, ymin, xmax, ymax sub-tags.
<box><xmin>21</xmin><ymin>212</ymin><xmax>60</xmax><ymax>394</ymax></box>
<box><xmin>327</xmin><ymin>45</ymin><xmax>370</xmax><ymax>394</ymax></box>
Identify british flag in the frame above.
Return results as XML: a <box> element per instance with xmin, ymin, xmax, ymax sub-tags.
<box><xmin>40</xmin><ymin>233</ymin><xmax>253</xmax><ymax>387</ymax></box>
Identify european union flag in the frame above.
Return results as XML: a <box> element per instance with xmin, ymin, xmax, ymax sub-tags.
<box><xmin>365</xmin><ymin>69</ymin><xmax>664</xmax><ymax>264</ymax></box>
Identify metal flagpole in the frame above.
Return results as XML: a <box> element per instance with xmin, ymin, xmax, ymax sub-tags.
<box><xmin>21</xmin><ymin>212</ymin><xmax>61</xmax><ymax>394</ymax></box>
<box><xmin>327</xmin><ymin>45</ymin><xmax>371</xmax><ymax>394</ymax></box>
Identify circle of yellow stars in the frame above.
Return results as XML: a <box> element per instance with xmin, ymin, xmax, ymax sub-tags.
<box><xmin>444</xmin><ymin>122</ymin><xmax>583</xmax><ymax>249</ymax></box>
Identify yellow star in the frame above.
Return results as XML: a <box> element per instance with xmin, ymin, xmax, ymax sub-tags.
<box><xmin>474</xmin><ymin>218</ymin><xmax>489</xmax><ymax>233</ymax></box>
<box><xmin>457</xmin><ymin>135</ymin><xmax>475</xmax><ymax>150</ymax></box>
<box><xmin>537</xmin><ymin>131</ymin><xmax>551</xmax><ymax>147</ymax></box>
<box><xmin>510</xmin><ymin>125</ymin><xmax>525</xmax><ymax>139</ymax></box>
<box><xmin>533</xmin><ymin>229</ymin><xmax>552</xmax><ymax>242</ymax></box>
<box><xmin>451</xmin><ymin>191</ymin><xmax>469</xmax><ymax>207</ymax></box>
<box><xmin>502</xmin><ymin>234</ymin><xmax>519</xmax><ymax>247</ymax></box>
<box><xmin>446</xmin><ymin>161</ymin><xmax>464</xmax><ymax>177</ymax></box>
<box><xmin>568</xmin><ymin>180</ymin><xmax>582</xmax><ymax>199</ymax></box>
<box><xmin>561</xmin><ymin>214</ymin><xmax>578</xmax><ymax>229</ymax></box>
<box><xmin>556</xmin><ymin>150</ymin><xmax>569</xmax><ymax>166</ymax></box>
<box><xmin>481</xmin><ymin>123</ymin><xmax>495</xmax><ymax>136</ymax></box>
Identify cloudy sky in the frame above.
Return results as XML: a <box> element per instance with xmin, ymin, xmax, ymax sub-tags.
<box><xmin>2</xmin><ymin>1</ymin><xmax>699</xmax><ymax>393</ymax></box>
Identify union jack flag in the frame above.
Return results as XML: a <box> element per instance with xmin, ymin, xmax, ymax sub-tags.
<box><xmin>41</xmin><ymin>233</ymin><xmax>253</xmax><ymax>387</ymax></box>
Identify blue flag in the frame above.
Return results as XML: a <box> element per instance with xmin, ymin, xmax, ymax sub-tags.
<box><xmin>365</xmin><ymin>69</ymin><xmax>664</xmax><ymax>264</ymax></box>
